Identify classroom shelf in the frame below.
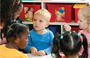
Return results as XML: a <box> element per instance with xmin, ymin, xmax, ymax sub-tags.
<box><xmin>21</xmin><ymin>1</ymin><xmax>88</xmax><ymax>34</ymax></box>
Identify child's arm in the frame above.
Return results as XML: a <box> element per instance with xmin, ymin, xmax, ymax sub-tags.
<box><xmin>0</xmin><ymin>26</ymin><xmax>7</xmax><ymax>45</ymax></box>
<box><xmin>25</xmin><ymin>36</ymin><xmax>38</xmax><ymax>55</ymax></box>
<box><xmin>64</xmin><ymin>24</ymin><xmax>71</xmax><ymax>31</ymax></box>
<box><xmin>0</xmin><ymin>37</ymin><xmax>7</xmax><ymax>45</ymax></box>
<box><xmin>43</xmin><ymin>31</ymin><xmax>54</xmax><ymax>55</ymax></box>
<box><xmin>36</xmin><ymin>31</ymin><xmax>54</xmax><ymax>56</ymax></box>
<box><xmin>24</xmin><ymin>35</ymin><xmax>33</xmax><ymax>53</ymax></box>
<box><xmin>37</xmin><ymin>42</ymin><xmax>53</xmax><ymax>56</ymax></box>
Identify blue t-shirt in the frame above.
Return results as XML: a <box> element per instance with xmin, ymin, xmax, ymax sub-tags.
<box><xmin>24</xmin><ymin>29</ymin><xmax>54</xmax><ymax>55</ymax></box>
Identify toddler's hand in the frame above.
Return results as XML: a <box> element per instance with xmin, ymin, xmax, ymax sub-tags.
<box><xmin>30</xmin><ymin>47</ymin><xmax>37</xmax><ymax>55</ymax></box>
<box><xmin>64</xmin><ymin>24</ymin><xmax>71</xmax><ymax>31</ymax></box>
<box><xmin>36</xmin><ymin>50</ymin><xmax>46</xmax><ymax>56</ymax></box>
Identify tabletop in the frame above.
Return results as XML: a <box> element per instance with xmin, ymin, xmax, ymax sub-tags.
<box><xmin>27</xmin><ymin>53</ymin><xmax>53</xmax><ymax>58</ymax></box>
<box><xmin>27</xmin><ymin>53</ymin><xmax>65</xmax><ymax>58</ymax></box>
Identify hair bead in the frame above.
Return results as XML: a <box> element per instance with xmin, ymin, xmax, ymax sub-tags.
<box><xmin>77</xmin><ymin>33</ymin><xmax>81</xmax><ymax>36</ymax></box>
<box><xmin>60</xmin><ymin>35</ymin><xmax>63</xmax><ymax>39</ymax></box>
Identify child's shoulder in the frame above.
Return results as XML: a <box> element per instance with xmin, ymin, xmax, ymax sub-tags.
<box><xmin>30</xmin><ymin>29</ymin><xmax>34</xmax><ymax>32</ymax></box>
<box><xmin>46</xmin><ymin>29</ymin><xmax>54</xmax><ymax>35</ymax></box>
<box><xmin>17</xmin><ymin>51</ymin><xmax>28</xmax><ymax>58</ymax></box>
<box><xmin>46</xmin><ymin>29</ymin><xmax>53</xmax><ymax>33</ymax></box>
<box><xmin>30</xmin><ymin>29</ymin><xmax>35</xmax><ymax>33</ymax></box>
<box><xmin>9</xmin><ymin>49</ymin><xmax>28</xmax><ymax>58</ymax></box>
<box><xmin>0</xmin><ymin>44</ymin><xmax>5</xmax><ymax>48</ymax></box>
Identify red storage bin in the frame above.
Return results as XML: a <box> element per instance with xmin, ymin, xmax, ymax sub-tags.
<box><xmin>46</xmin><ymin>3</ymin><xmax>74</xmax><ymax>23</ymax></box>
<box><xmin>73</xmin><ymin>3</ymin><xmax>85</xmax><ymax>23</ymax></box>
<box><xmin>71</xmin><ymin>26</ymin><xmax>81</xmax><ymax>33</ymax></box>
<box><xmin>74</xmin><ymin>8</ymin><xmax>80</xmax><ymax>23</ymax></box>
<box><xmin>19</xmin><ymin>4</ymin><xmax>41</xmax><ymax>22</ymax></box>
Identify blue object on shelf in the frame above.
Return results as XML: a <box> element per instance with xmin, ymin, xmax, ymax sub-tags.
<box><xmin>49</xmin><ymin>26</ymin><xmax>57</xmax><ymax>36</ymax></box>
<box><xmin>46</xmin><ymin>25</ymin><xmax>61</xmax><ymax>36</ymax></box>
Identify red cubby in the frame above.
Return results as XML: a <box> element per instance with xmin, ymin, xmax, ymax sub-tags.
<box><xmin>74</xmin><ymin>8</ymin><xmax>80</xmax><ymax>23</ymax></box>
<box><xmin>19</xmin><ymin>4</ymin><xmax>41</xmax><ymax>22</ymax></box>
<box><xmin>46</xmin><ymin>3</ymin><xmax>74</xmax><ymax>23</ymax></box>
<box><xmin>73</xmin><ymin>3</ymin><xmax>85</xmax><ymax>23</ymax></box>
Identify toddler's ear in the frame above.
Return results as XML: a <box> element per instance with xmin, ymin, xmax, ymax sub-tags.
<box><xmin>14</xmin><ymin>38</ymin><xmax>20</xmax><ymax>44</ymax></box>
<box><xmin>46</xmin><ymin>22</ymin><xmax>50</xmax><ymax>27</ymax></box>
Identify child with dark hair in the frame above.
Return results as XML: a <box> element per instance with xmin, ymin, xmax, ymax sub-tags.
<box><xmin>0</xmin><ymin>0</ymin><xmax>23</xmax><ymax>45</ymax></box>
<box><xmin>1</xmin><ymin>19</ymin><xmax>22</xmax><ymax>39</ymax></box>
<box><xmin>0</xmin><ymin>20</ymin><xmax>29</xmax><ymax>58</ymax></box>
<box><xmin>64</xmin><ymin>3</ymin><xmax>90</xmax><ymax>58</ymax></box>
<box><xmin>1</xmin><ymin>0</ymin><xmax>23</xmax><ymax>27</ymax></box>
<box><xmin>51</xmin><ymin>31</ymin><xmax>88</xmax><ymax>58</ymax></box>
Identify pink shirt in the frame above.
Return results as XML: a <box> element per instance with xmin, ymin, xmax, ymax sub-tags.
<box><xmin>79</xmin><ymin>30</ymin><xmax>90</xmax><ymax>58</ymax></box>
<box><xmin>0</xmin><ymin>26</ymin><xmax>7</xmax><ymax>45</ymax></box>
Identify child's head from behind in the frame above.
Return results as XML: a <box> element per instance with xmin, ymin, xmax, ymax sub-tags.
<box><xmin>1</xmin><ymin>0</ymin><xmax>23</xmax><ymax>27</ymax></box>
<box><xmin>78</xmin><ymin>3</ymin><xmax>90</xmax><ymax>32</ymax></box>
<box><xmin>52</xmin><ymin>31</ymin><xmax>88</xmax><ymax>58</ymax></box>
<box><xmin>4</xmin><ymin>20</ymin><xmax>29</xmax><ymax>49</ymax></box>
<box><xmin>33</xmin><ymin>9</ymin><xmax>51</xmax><ymax>31</ymax></box>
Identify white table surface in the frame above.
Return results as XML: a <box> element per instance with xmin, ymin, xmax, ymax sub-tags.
<box><xmin>27</xmin><ymin>54</ymin><xmax>53</xmax><ymax>58</ymax></box>
<box><xmin>27</xmin><ymin>53</ymin><xmax>65</xmax><ymax>58</ymax></box>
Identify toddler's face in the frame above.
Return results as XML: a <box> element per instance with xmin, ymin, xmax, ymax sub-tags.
<box><xmin>16</xmin><ymin>30</ymin><xmax>29</xmax><ymax>49</ymax></box>
<box><xmin>33</xmin><ymin>14</ymin><xmax>49</xmax><ymax>31</ymax></box>
<box><xmin>77</xmin><ymin>12</ymin><xmax>88</xmax><ymax>30</ymax></box>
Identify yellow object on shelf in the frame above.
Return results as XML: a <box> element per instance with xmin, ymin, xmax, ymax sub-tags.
<box><xmin>73</xmin><ymin>3</ymin><xmax>85</xmax><ymax>8</ymax></box>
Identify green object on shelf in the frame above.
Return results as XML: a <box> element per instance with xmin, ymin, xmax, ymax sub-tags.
<box><xmin>25</xmin><ymin>18</ymin><xmax>29</xmax><ymax>21</ymax></box>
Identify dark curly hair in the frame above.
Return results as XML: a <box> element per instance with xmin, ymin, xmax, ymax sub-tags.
<box><xmin>51</xmin><ymin>31</ymin><xmax>88</xmax><ymax>58</ymax></box>
<box><xmin>1</xmin><ymin>0</ymin><xmax>22</xmax><ymax>23</ymax></box>
<box><xmin>1</xmin><ymin>19</ymin><xmax>29</xmax><ymax>43</ymax></box>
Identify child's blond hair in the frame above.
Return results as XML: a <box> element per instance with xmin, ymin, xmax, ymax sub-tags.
<box><xmin>78</xmin><ymin>3</ymin><xmax>90</xmax><ymax>32</ymax></box>
<box><xmin>34</xmin><ymin>9</ymin><xmax>51</xmax><ymax>22</ymax></box>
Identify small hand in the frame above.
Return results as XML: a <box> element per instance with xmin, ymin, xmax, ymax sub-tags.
<box><xmin>36</xmin><ymin>50</ymin><xmax>46</xmax><ymax>56</ymax></box>
<box><xmin>30</xmin><ymin>47</ymin><xmax>37</xmax><ymax>55</ymax></box>
<box><xmin>64</xmin><ymin>24</ymin><xmax>71</xmax><ymax>31</ymax></box>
